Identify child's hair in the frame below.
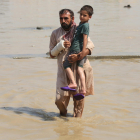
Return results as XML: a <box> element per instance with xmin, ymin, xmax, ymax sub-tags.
<box><xmin>80</xmin><ymin>5</ymin><xmax>93</xmax><ymax>16</ymax></box>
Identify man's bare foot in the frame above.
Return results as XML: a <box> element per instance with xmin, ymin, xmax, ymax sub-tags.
<box><xmin>68</xmin><ymin>83</ymin><xmax>77</xmax><ymax>89</ymax></box>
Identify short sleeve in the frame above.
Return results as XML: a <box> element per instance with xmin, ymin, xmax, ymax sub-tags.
<box><xmin>80</xmin><ymin>23</ymin><xmax>89</xmax><ymax>35</ymax></box>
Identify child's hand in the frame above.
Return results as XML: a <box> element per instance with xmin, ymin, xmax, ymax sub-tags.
<box><xmin>63</xmin><ymin>39</ymin><xmax>71</xmax><ymax>48</ymax></box>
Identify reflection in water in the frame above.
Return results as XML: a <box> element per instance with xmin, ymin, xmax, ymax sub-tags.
<box><xmin>54</xmin><ymin>118</ymin><xmax>94</xmax><ymax>140</ymax></box>
<box><xmin>1</xmin><ymin>107</ymin><xmax>57</xmax><ymax>121</ymax></box>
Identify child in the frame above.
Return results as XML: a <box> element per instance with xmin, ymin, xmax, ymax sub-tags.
<box><xmin>61</xmin><ymin>5</ymin><xmax>93</xmax><ymax>100</ymax></box>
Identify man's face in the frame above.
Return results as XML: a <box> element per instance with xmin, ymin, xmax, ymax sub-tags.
<box><xmin>60</xmin><ymin>12</ymin><xmax>73</xmax><ymax>30</ymax></box>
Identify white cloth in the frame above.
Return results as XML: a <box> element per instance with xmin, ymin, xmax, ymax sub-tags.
<box><xmin>51</xmin><ymin>40</ymin><xmax>65</xmax><ymax>56</ymax></box>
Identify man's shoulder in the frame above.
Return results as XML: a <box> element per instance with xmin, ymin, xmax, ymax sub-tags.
<box><xmin>51</xmin><ymin>27</ymin><xmax>62</xmax><ymax>35</ymax></box>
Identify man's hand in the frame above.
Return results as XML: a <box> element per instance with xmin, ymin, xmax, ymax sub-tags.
<box><xmin>68</xmin><ymin>48</ymin><xmax>90</xmax><ymax>63</ymax></box>
<box><xmin>77</xmin><ymin>51</ymin><xmax>86</xmax><ymax>60</ymax></box>
<box><xmin>63</xmin><ymin>39</ymin><xmax>71</xmax><ymax>48</ymax></box>
<box><xmin>68</xmin><ymin>54</ymin><xmax>78</xmax><ymax>63</ymax></box>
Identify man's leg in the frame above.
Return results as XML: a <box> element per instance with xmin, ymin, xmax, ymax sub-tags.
<box><xmin>55</xmin><ymin>93</ymin><xmax>71</xmax><ymax>116</ymax></box>
<box><xmin>73</xmin><ymin>97</ymin><xmax>85</xmax><ymax>117</ymax></box>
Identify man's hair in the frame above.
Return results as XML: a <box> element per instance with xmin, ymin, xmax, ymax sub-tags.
<box><xmin>80</xmin><ymin>5</ymin><xmax>93</xmax><ymax>16</ymax></box>
<box><xmin>59</xmin><ymin>9</ymin><xmax>74</xmax><ymax>19</ymax></box>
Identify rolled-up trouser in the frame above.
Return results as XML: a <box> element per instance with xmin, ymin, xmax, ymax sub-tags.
<box><xmin>55</xmin><ymin>92</ymin><xmax>85</xmax><ymax>117</ymax></box>
<box><xmin>63</xmin><ymin>50</ymin><xmax>87</xmax><ymax>69</ymax></box>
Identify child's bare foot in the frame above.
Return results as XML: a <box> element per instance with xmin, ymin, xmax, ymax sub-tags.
<box><xmin>79</xmin><ymin>90</ymin><xmax>86</xmax><ymax>95</ymax></box>
<box><xmin>68</xmin><ymin>83</ymin><xmax>77</xmax><ymax>89</ymax></box>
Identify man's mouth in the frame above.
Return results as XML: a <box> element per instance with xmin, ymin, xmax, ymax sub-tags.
<box><xmin>61</xmin><ymin>21</ymin><xmax>72</xmax><ymax>30</ymax></box>
<box><xmin>62</xmin><ymin>23</ymin><xmax>67</xmax><ymax>26</ymax></box>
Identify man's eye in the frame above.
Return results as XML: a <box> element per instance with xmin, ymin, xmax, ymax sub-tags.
<box><xmin>60</xmin><ymin>17</ymin><xmax>69</xmax><ymax>20</ymax></box>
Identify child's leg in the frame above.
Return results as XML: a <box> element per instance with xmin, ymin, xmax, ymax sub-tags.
<box><xmin>77</xmin><ymin>66</ymin><xmax>86</xmax><ymax>95</ymax></box>
<box><xmin>65</xmin><ymin>67</ymin><xmax>77</xmax><ymax>88</ymax></box>
<box><xmin>63</xmin><ymin>51</ymin><xmax>77</xmax><ymax>89</ymax></box>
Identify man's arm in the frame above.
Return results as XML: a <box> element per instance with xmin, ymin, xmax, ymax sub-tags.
<box><xmin>50</xmin><ymin>52</ymin><xmax>55</xmax><ymax>58</ymax></box>
<box><xmin>68</xmin><ymin>37</ymin><xmax>94</xmax><ymax>63</ymax></box>
<box><xmin>86</xmin><ymin>37</ymin><xmax>94</xmax><ymax>55</ymax></box>
<box><xmin>68</xmin><ymin>48</ymin><xmax>90</xmax><ymax>63</ymax></box>
<box><xmin>49</xmin><ymin>31</ymin><xmax>57</xmax><ymax>58</ymax></box>
<box><xmin>49</xmin><ymin>32</ymin><xmax>71</xmax><ymax>58</ymax></box>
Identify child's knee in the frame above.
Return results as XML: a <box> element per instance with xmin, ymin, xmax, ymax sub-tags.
<box><xmin>63</xmin><ymin>60</ymin><xmax>71</xmax><ymax>69</ymax></box>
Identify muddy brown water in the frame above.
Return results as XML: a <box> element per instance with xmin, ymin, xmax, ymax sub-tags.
<box><xmin>0</xmin><ymin>0</ymin><xmax>140</xmax><ymax>139</ymax></box>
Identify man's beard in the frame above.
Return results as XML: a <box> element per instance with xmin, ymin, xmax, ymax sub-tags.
<box><xmin>61</xmin><ymin>21</ymin><xmax>72</xmax><ymax>30</ymax></box>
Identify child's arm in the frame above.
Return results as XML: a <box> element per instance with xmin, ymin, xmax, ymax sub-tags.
<box><xmin>82</xmin><ymin>34</ymin><xmax>88</xmax><ymax>52</ymax></box>
<box><xmin>78</xmin><ymin>34</ymin><xmax>88</xmax><ymax>60</ymax></box>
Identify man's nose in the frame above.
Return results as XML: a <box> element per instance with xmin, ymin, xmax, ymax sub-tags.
<box><xmin>62</xmin><ymin>18</ymin><xmax>66</xmax><ymax>23</ymax></box>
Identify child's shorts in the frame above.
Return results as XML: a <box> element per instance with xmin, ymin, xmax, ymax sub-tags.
<box><xmin>63</xmin><ymin>50</ymin><xmax>87</xmax><ymax>69</ymax></box>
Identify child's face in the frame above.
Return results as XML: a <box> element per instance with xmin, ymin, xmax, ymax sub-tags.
<box><xmin>80</xmin><ymin>10</ymin><xmax>91</xmax><ymax>23</ymax></box>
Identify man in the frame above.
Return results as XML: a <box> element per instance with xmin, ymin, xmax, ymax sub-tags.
<box><xmin>49</xmin><ymin>9</ymin><xmax>94</xmax><ymax>117</ymax></box>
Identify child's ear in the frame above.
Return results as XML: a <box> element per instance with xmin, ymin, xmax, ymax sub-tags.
<box><xmin>89</xmin><ymin>16</ymin><xmax>92</xmax><ymax>19</ymax></box>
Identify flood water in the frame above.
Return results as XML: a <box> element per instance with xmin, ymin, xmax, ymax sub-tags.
<box><xmin>0</xmin><ymin>0</ymin><xmax>140</xmax><ymax>140</ymax></box>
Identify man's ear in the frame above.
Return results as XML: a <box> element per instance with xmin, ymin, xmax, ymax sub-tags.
<box><xmin>72</xmin><ymin>16</ymin><xmax>74</xmax><ymax>23</ymax></box>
